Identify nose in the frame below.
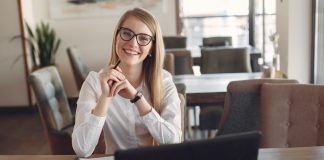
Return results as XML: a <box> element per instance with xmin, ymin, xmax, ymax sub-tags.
<box><xmin>128</xmin><ymin>36</ymin><xmax>139</xmax><ymax>47</ymax></box>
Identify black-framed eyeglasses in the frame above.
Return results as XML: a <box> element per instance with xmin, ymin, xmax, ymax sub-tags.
<box><xmin>118</xmin><ymin>27</ymin><xmax>154</xmax><ymax>46</ymax></box>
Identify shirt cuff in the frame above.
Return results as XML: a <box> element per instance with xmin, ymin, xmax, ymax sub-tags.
<box><xmin>87</xmin><ymin>114</ymin><xmax>106</xmax><ymax>127</ymax></box>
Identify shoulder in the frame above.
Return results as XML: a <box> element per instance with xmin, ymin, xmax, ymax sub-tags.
<box><xmin>161</xmin><ymin>69</ymin><xmax>177</xmax><ymax>93</ymax></box>
<box><xmin>162</xmin><ymin>69</ymin><xmax>173</xmax><ymax>83</ymax></box>
<box><xmin>85</xmin><ymin>70</ymin><xmax>101</xmax><ymax>84</ymax></box>
<box><xmin>82</xmin><ymin>69</ymin><xmax>103</xmax><ymax>92</ymax></box>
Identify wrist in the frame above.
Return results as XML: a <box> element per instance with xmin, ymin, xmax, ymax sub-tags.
<box><xmin>130</xmin><ymin>90</ymin><xmax>143</xmax><ymax>103</ymax></box>
<box><xmin>99</xmin><ymin>95</ymin><xmax>111</xmax><ymax>103</ymax></box>
<box><xmin>92</xmin><ymin>96</ymin><xmax>112</xmax><ymax>117</ymax></box>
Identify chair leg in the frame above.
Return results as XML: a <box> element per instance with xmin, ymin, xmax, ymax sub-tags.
<box><xmin>186</xmin><ymin>108</ymin><xmax>193</xmax><ymax>140</ymax></box>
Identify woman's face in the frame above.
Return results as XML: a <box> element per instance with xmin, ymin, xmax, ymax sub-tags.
<box><xmin>115</xmin><ymin>16</ymin><xmax>154</xmax><ymax>66</ymax></box>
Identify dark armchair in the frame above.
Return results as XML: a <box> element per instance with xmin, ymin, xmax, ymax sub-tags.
<box><xmin>217</xmin><ymin>79</ymin><xmax>298</xmax><ymax>136</ymax></box>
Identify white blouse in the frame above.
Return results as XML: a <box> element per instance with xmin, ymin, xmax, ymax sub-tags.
<box><xmin>72</xmin><ymin>69</ymin><xmax>182</xmax><ymax>157</ymax></box>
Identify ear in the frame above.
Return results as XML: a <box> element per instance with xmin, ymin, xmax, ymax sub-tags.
<box><xmin>149</xmin><ymin>44</ymin><xmax>155</xmax><ymax>57</ymax></box>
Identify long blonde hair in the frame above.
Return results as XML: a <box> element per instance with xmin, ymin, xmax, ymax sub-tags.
<box><xmin>109</xmin><ymin>8</ymin><xmax>165</xmax><ymax>113</ymax></box>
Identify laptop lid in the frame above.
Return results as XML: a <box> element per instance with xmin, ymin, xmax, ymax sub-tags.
<box><xmin>114</xmin><ymin>131</ymin><xmax>260</xmax><ymax>160</ymax></box>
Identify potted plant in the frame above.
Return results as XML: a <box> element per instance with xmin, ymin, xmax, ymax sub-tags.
<box><xmin>12</xmin><ymin>21</ymin><xmax>61</xmax><ymax>70</ymax></box>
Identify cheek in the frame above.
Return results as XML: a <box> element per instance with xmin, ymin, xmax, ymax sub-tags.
<box><xmin>115</xmin><ymin>39</ymin><xmax>123</xmax><ymax>55</ymax></box>
<box><xmin>142</xmin><ymin>44</ymin><xmax>153</xmax><ymax>56</ymax></box>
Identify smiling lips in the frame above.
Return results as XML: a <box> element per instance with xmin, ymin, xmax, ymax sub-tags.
<box><xmin>123</xmin><ymin>48</ymin><xmax>140</xmax><ymax>55</ymax></box>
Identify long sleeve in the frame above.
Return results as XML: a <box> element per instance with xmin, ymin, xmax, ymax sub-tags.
<box><xmin>72</xmin><ymin>71</ymin><xmax>104</xmax><ymax>157</ymax></box>
<box><xmin>140</xmin><ymin>71</ymin><xmax>182</xmax><ymax>144</ymax></box>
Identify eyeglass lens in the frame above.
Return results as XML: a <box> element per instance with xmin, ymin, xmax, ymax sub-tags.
<box><xmin>119</xmin><ymin>28</ymin><xmax>153</xmax><ymax>46</ymax></box>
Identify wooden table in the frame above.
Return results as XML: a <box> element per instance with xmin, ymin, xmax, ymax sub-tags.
<box><xmin>1</xmin><ymin>146</ymin><xmax>324</xmax><ymax>160</ymax></box>
<box><xmin>174</xmin><ymin>72</ymin><xmax>262</xmax><ymax>106</ymax></box>
<box><xmin>258</xmin><ymin>146</ymin><xmax>324</xmax><ymax>160</ymax></box>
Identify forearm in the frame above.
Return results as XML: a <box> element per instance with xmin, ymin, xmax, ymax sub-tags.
<box><xmin>92</xmin><ymin>95</ymin><xmax>112</xmax><ymax>117</ymax></box>
<box><xmin>73</xmin><ymin>96</ymin><xmax>110</xmax><ymax>157</ymax></box>
<box><xmin>72</xmin><ymin>114</ymin><xmax>106</xmax><ymax>157</ymax></box>
<box><xmin>142</xmin><ymin>110</ymin><xmax>182</xmax><ymax>144</ymax></box>
<box><xmin>136</xmin><ymin>98</ymin><xmax>182</xmax><ymax>144</ymax></box>
<box><xmin>134</xmin><ymin>96</ymin><xmax>152</xmax><ymax>116</ymax></box>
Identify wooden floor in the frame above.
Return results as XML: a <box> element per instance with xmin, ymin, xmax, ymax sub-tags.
<box><xmin>0</xmin><ymin>107</ymin><xmax>208</xmax><ymax>155</ymax></box>
<box><xmin>0</xmin><ymin>108</ymin><xmax>50</xmax><ymax>154</ymax></box>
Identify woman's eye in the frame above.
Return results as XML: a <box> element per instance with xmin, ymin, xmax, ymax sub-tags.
<box><xmin>139</xmin><ymin>36</ymin><xmax>150</xmax><ymax>42</ymax></box>
<box><xmin>123</xmin><ymin>31</ymin><xmax>132</xmax><ymax>37</ymax></box>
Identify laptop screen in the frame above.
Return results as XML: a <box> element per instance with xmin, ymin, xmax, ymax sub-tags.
<box><xmin>114</xmin><ymin>131</ymin><xmax>260</xmax><ymax>160</ymax></box>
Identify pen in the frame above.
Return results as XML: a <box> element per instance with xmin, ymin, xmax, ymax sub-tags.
<box><xmin>113</xmin><ymin>60</ymin><xmax>121</xmax><ymax>69</ymax></box>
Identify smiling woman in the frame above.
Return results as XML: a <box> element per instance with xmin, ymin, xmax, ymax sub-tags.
<box><xmin>72</xmin><ymin>7</ymin><xmax>182</xmax><ymax>157</ymax></box>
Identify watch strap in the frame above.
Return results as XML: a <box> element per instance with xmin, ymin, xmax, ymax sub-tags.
<box><xmin>130</xmin><ymin>90</ymin><xmax>143</xmax><ymax>103</ymax></box>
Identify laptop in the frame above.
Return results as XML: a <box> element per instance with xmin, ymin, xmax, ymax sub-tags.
<box><xmin>114</xmin><ymin>131</ymin><xmax>260</xmax><ymax>160</ymax></box>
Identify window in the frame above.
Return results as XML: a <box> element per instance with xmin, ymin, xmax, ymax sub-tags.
<box><xmin>179</xmin><ymin>0</ymin><xmax>276</xmax><ymax>59</ymax></box>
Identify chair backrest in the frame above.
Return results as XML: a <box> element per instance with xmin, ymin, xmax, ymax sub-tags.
<box><xmin>260</xmin><ymin>83</ymin><xmax>324</xmax><ymax>148</ymax></box>
<box><xmin>175</xmin><ymin>83</ymin><xmax>186</xmax><ymax>141</ymax></box>
<box><xmin>202</xmin><ymin>37</ymin><xmax>232</xmax><ymax>47</ymax></box>
<box><xmin>201</xmin><ymin>47</ymin><xmax>251</xmax><ymax>74</ymax></box>
<box><xmin>163</xmin><ymin>36</ymin><xmax>187</xmax><ymax>49</ymax></box>
<box><xmin>164</xmin><ymin>53</ymin><xmax>175</xmax><ymax>75</ymax></box>
<box><xmin>217</xmin><ymin>79</ymin><xmax>298</xmax><ymax>136</ymax></box>
<box><xmin>29</xmin><ymin>66</ymin><xmax>73</xmax><ymax>131</ymax></box>
<box><xmin>67</xmin><ymin>47</ymin><xmax>90</xmax><ymax>90</ymax></box>
<box><xmin>165</xmin><ymin>49</ymin><xmax>193</xmax><ymax>75</ymax></box>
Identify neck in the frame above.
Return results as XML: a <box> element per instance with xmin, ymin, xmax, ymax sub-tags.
<box><xmin>120</xmin><ymin>63</ymin><xmax>143</xmax><ymax>88</ymax></box>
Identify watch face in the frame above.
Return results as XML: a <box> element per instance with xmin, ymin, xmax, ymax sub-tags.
<box><xmin>137</xmin><ymin>90</ymin><xmax>143</xmax><ymax>97</ymax></box>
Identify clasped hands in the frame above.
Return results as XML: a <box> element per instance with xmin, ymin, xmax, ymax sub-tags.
<box><xmin>99</xmin><ymin>65</ymin><xmax>137</xmax><ymax>99</ymax></box>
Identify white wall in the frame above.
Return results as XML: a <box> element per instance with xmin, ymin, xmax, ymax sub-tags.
<box><xmin>277</xmin><ymin>0</ymin><xmax>312</xmax><ymax>83</ymax></box>
<box><xmin>0</xmin><ymin>0</ymin><xmax>29</xmax><ymax>106</ymax></box>
<box><xmin>24</xmin><ymin>0</ymin><xmax>177</xmax><ymax>97</ymax></box>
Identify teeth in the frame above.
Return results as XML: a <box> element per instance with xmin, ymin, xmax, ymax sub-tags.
<box><xmin>124</xmin><ymin>49</ymin><xmax>139</xmax><ymax>55</ymax></box>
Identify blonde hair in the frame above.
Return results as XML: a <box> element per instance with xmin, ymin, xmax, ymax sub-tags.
<box><xmin>109</xmin><ymin>8</ymin><xmax>165</xmax><ymax>113</ymax></box>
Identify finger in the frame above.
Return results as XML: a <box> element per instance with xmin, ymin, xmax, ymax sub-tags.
<box><xmin>110</xmin><ymin>80</ymin><xmax>125</xmax><ymax>96</ymax></box>
<box><xmin>111</xmin><ymin>69</ymin><xmax>125</xmax><ymax>81</ymax></box>
<box><xmin>99</xmin><ymin>73</ymin><xmax>110</xmax><ymax>83</ymax></box>
<box><xmin>107</xmin><ymin>74</ymin><xmax>120</xmax><ymax>83</ymax></box>
<box><xmin>113</xmin><ymin>81</ymin><xmax>127</xmax><ymax>96</ymax></box>
<box><xmin>115</xmin><ymin>66</ymin><xmax>123</xmax><ymax>73</ymax></box>
<box><xmin>108</xmin><ymin>80</ymin><xmax>113</xmax><ymax>87</ymax></box>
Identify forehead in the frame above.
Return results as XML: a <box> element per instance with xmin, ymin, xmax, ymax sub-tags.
<box><xmin>121</xmin><ymin>16</ymin><xmax>153</xmax><ymax>36</ymax></box>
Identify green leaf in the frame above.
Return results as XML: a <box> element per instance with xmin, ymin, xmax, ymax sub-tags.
<box><xmin>12</xmin><ymin>21</ymin><xmax>62</xmax><ymax>68</ymax></box>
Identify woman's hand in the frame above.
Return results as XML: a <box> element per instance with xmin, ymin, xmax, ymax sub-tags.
<box><xmin>110</xmin><ymin>79</ymin><xmax>137</xmax><ymax>99</ymax></box>
<box><xmin>99</xmin><ymin>65</ymin><xmax>125</xmax><ymax>97</ymax></box>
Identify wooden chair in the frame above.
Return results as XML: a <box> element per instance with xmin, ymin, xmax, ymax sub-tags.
<box><xmin>202</xmin><ymin>36</ymin><xmax>232</xmax><ymax>47</ymax></box>
<box><xmin>67</xmin><ymin>47</ymin><xmax>90</xmax><ymax>90</ymax></box>
<box><xmin>260</xmin><ymin>83</ymin><xmax>324</xmax><ymax>148</ymax></box>
<box><xmin>163</xmin><ymin>53</ymin><xmax>175</xmax><ymax>75</ymax></box>
<box><xmin>165</xmin><ymin>49</ymin><xmax>194</xmax><ymax>75</ymax></box>
<box><xmin>163</xmin><ymin>36</ymin><xmax>187</xmax><ymax>49</ymax></box>
<box><xmin>198</xmin><ymin>47</ymin><xmax>251</xmax><ymax>138</ymax></box>
<box><xmin>200</xmin><ymin>47</ymin><xmax>252</xmax><ymax>74</ymax></box>
<box><xmin>29</xmin><ymin>66</ymin><xmax>104</xmax><ymax>154</ymax></box>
